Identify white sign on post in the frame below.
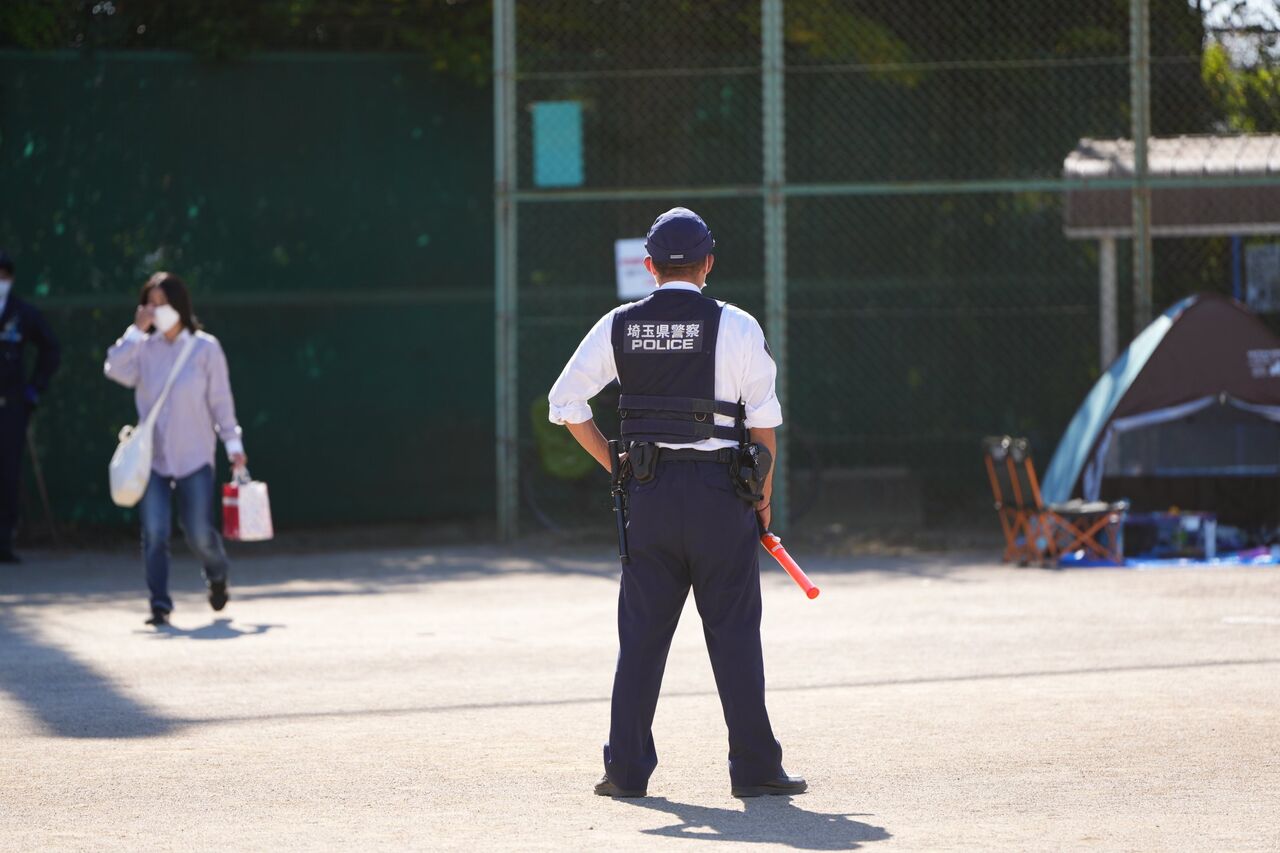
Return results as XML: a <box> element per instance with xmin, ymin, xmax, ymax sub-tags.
<box><xmin>615</xmin><ymin>238</ymin><xmax>654</xmax><ymax>301</ymax></box>
<box><xmin>1247</xmin><ymin>243</ymin><xmax>1280</xmax><ymax>313</ymax></box>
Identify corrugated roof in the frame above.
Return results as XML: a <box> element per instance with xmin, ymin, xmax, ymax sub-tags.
<box><xmin>1064</xmin><ymin>134</ymin><xmax>1280</xmax><ymax>180</ymax></box>
<box><xmin>1063</xmin><ymin>134</ymin><xmax>1280</xmax><ymax>237</ymax></box>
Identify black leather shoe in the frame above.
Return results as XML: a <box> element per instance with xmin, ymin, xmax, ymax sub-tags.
<box><xmin>208</xmin><ymin>580</ymin><xmax>229</xmax><ymax>611</ymax></box>
<box><xmin>145</xmin><ymin>607</ymin><xmax>170</xmax><ymax>627</ymax></box>
<box><xmin>732</xmin><ymin>774</ymin><xmax>807</xmax><ymax>798</ymax></box>
<box><xmin>594</xmin><ymin>775</ymin><xmax>646</xmax><ymax>798</ymax></box>
<box><xmin>0</xmin><ymin>549</ymin><xmax>20</xmax><ymax>564</ymax></box>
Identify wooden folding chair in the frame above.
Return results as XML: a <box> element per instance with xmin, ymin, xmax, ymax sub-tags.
<box><xmin>1042</xmin><ymin>499</ymin><xmax>1127</xmax><ymax>565</ymax></box>
<box><xmin>1006</xmin><ymin>438</ymin><xmax>1128</xmax><ymax>566</ymax></box>
<box><xmin>982</xmin><ymin>435</ymin><xmax>1044</xmax><ymax>565</ymax></box>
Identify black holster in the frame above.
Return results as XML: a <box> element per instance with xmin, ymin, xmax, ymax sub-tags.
<box><xmin>627</xmin><ymin>441</ymin><xmax>660</xmax><ymax>482</ymax></box>
<box><xmin>732</xmin><ymin>442</ymin><xmax>772</xmax><ymax>504</ymax></box>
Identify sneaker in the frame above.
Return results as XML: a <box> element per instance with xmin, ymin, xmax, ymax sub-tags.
<box><xmin>145</xmin><ymin>607</ymin><xmax>170</xmax><ymax>627</ymax></box>
<box><xmin>208</xmin><ymin>580</ymin><xmax>229</xmax><ymax>612</ymax></box>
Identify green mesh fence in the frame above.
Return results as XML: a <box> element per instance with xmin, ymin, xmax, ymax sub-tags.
<box><xmin>1</xmin><ymin>52</ymin><xmax>493</xmax><ymax>533</ymax></box>
<box><xmin>4</xmin><ymin>1</ymin><xmax>1276</xmax><ymax>539</ymax></box>
<box><xmin>507</xmin><ymin>0</ymin><xmax>1276</xmax><ymax>533</ymax></box>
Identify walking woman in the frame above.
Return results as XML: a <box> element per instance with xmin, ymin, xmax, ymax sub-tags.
<box><xmin>104</xmin><ymin>272</ymin><xmax>246</xmax><ymax>626</ymax></box>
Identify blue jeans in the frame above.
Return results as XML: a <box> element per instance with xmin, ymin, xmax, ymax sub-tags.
<box><xmin>140</xmin><ymin>464</ymin><xmax>229</xmax><ymax>613</ymax></box>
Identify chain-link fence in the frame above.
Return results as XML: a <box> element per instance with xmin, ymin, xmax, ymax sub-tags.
<box><xmin>501</xmin><ymin>0</ymin><xmax>1280</xmax><ymax>538</ymax></box>
<box><xmin>3</xmin><ymin>1</ymin><xmax>1276</xmax><ymax>541</ymax></box>
<box><xmin>1</xmin><ymin>50</ymin><xmax>494</xmax><ymax>534</ymax></box>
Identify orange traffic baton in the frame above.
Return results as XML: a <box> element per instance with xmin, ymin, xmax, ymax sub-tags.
<box><xmin>759</xmin><ymin>528</ymin><xmax>819</xmax><ymax>599</ymax></box>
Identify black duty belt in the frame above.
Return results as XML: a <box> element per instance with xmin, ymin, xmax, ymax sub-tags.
<box><xmin>654</xmin><ymin>447</ymin><xmax>738</xmax><ymax>464</ymax></box>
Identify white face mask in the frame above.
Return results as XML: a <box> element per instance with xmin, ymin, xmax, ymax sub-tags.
<box><xmin>153</xmin><ymin>303</ymin><xmax>181</xmax><ymax>334</ymax></box>
<box><xmin>0</xmin><ymin>279</ymin><xmax>12</xmax><ymax>300</ymax></box>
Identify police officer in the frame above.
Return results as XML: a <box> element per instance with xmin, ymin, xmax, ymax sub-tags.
<box><xmin>0</xmin><ymin>250</ymin><xmax>61</xmax><ymax>563</ymax></box>
<box><xmin>548</xmin><ymin>208</ymin><xmax>805</xmax><ymax>799</ymax></box>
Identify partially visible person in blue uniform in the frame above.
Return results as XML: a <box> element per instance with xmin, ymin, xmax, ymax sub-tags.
<box><xmin>548</xmin><ymin>208</ymin><xmax>806</xmax><ymax>799</ymax></box>
<box><xmin>0</xmin><ymin>249</ymin><xmax>61</xmax><ymax>564</ymax></box>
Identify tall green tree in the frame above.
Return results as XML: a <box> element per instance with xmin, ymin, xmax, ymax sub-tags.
<box><xmin>0</xmin><ymin>0</ymin><xmax>492</xmax><ymax>81</ymax></box>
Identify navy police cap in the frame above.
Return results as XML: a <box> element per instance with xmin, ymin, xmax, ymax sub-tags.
<box><xmin>645</xmin><ymin>207</ymin><xmax>715</xmax><ymax>264</ymax></box>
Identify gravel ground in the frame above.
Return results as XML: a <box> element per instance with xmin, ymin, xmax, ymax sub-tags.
<box><xmin>2</xmin><ymin>545</ymin><xmax>1278</xmax><ymax>852</ymax></box>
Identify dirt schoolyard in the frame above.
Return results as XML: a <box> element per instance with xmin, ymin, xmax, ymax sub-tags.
<box><xmin>2</xmin><ymin>546</ymin><xmax>1278</xmax><ymax>851</ymax></box>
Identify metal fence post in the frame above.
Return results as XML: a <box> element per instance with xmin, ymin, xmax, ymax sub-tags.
<box><xmin>1130</xmin><ymin>0</ymin><xmax>1153</xmax><ymax>333</ymax></box>
<box><xmin>761</xmin><ymin>0</ymin><xmax>789</xmax><ymax>530</ymax></box>
<box><xmin>1099</xmin><ymin>236</ymin><xmax>1118</xmax><ymax>367</ymax></box>
<box><xmin>493</xmin><ymin>0</ymin><xmax>519</xmax><ymax>541</ymax></box>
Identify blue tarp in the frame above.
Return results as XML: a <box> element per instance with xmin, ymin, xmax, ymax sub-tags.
<box><xmin>1057</xmin><ymin>550</ymin><xmax>1280</xmax><ymax>569</ymax></box>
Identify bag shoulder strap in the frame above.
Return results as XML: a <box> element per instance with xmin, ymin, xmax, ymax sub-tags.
<box><xmin>142</xmin><ymin>334</ymin><xmax>199</xmax><ymax>429</ymax></box>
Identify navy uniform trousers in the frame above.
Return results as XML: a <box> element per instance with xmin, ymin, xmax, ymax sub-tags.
<box><xmin>604</xmin><ymin>457</ymin><xmax>784</xmax><ymax>791</ymax></box>
<box><xmin>0</xmin><ymin>396</ymin><xmax>27</xmax><ymax>545</ymax></box>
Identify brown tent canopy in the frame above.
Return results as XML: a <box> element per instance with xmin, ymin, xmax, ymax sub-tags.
<box><xmin>1042</xmin><ymin>293</ymin><xmax>1280</xmax><ymax>528</ymax></box>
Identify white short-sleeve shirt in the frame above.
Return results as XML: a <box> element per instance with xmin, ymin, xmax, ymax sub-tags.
<box><xmin>547</xmin><ymin>281</ymin><xmax>782</xmax><ymax>450</ymax></box>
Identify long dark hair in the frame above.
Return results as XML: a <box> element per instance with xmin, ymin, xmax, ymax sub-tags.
<box><xmin>138</xmin><ymin>271</ymin><xmax>201</xmax><ymax>332</ymax></box>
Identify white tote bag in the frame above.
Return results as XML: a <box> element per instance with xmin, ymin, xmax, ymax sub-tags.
<box><xmin>108</xmin><ymin>335</ymin><xmax>198</xmax><ymax>508</ymax></box>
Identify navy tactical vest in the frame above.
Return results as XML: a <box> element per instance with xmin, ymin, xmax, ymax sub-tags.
<box><xmin>610</xmin><ymin>288</ymin><xmax>746</xmax><ymax>445</ymax></box>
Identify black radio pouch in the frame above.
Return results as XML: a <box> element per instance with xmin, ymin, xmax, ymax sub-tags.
<box><xmin>628</xmin><ymin>442</ymin><xmax>660</xmax><ymax>482</ymax></box>
<box><xmin>733</xmin><ymin>442</ymin><xmax>773</xmax><ymax>503</ymax></box>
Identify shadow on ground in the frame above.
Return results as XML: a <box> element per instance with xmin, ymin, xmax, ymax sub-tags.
<box><xmin>0</xmin><ymin>545</ymin><xmax>990</xmax><ymax>610</ymax></box>
<box><xmin>0</xmin><ymin>544</ymin><xmax>994</xmax><ymax>744</ymax></box>
<box><xmin>0</xmin><ymin>610</ymin><xmax>280</xmax><ymax>738</ymax></box>
<box><xmin>139</xmin><ymin>618</ymin><xmax>284</xmax><ymax>641</ymax></box>
<box><xmin>0</xmin><ymin>548</ymin><xmax>623</xmax><ymax>606</ymax></box>
<box><xmin>625</xmin><ymin>796</ymin><xmax>890</xmax><ymax>850</ymax></box>
<box><xmin>0</xmin><ymin>611</ymin><xmax>180</xmax><ymax>739</ymax></box>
